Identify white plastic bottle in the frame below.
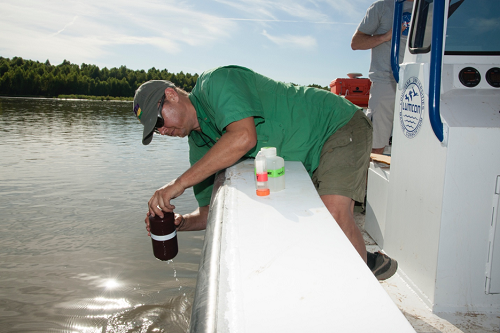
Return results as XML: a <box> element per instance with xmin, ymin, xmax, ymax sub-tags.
<box><xmin>260</xmin><ymin>147</ymin><xmax>285</xmax><ymax>192</ymax></box>
<box><xmin>254</xmin><ymin>151</ymin><xmax>270</xmax><ymax>196</ymax></box>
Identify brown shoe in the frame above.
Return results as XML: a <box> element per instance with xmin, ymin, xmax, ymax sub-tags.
<box><xmin>369</xmin><ymin>251</ymin><xmax>398</xmax><ymax>280</ymax></box>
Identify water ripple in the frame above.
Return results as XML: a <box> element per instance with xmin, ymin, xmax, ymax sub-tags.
<box><xmin>0</xmin><ymin>98</ymin><xmax>203</xmax><ymax>332</ymax></box>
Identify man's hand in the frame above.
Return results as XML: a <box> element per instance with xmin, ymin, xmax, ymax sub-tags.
<box><xmin>145</xmin><ymin>211</ymin><xmax>186</xmax><ymax>236</ymax></box>
<box><xmin>144</xmin><ymin>206</ymin><xmax>209</xmax><ymax>236</ymax></box>
<box><xmin>148</xmin><ymin>178</ymin><xmax>185</xmax><ymax>217</ymax></box>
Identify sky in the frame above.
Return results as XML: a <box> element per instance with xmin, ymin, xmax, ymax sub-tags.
<box><xmin>0</xmin><ymin>0</ymin><xmax>375</xmax><ymax>87</ymax></box>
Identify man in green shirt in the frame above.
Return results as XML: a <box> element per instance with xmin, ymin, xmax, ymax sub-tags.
<box><xmin>133</xmin><ymin>65</ymin><xmax>397</xmax><ymax>280</ymax></box>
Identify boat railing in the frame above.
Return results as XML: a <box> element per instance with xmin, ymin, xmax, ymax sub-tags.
<box><xmin>189</xmin><ymin>169</ymin><xmax>227</xmax><ymax>333</ymax></box>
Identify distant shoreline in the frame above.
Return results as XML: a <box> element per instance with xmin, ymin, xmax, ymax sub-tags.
<box><xmin>0</xmin><ymin>95</ymin><xmax>132</xmax><ymax>102</ymax></box>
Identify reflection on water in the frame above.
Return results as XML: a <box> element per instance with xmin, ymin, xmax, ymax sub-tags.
<box><xmin>0</xmin><ymin>98</ymin><xmax>204</xmax><ymax>332</ymax></box>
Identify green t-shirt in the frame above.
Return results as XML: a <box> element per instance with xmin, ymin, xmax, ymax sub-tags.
<box><xmin>188</xmin><ymin>65</ymin><xmax>360</xmax><ymax>207</ymax></box>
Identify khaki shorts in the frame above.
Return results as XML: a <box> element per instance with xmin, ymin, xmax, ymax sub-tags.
<box><xmin>312</xmin><ymin>110</ymin><xmax>373</xmax><ymax>202</ymax></box>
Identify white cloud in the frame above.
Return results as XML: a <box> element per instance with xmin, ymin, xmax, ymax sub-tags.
<box><xmin>321</xmin><ymin>0</ymin><xmax>366</xmax><ymax>19</ymax></box>
<box><xmin>262</xmin><ymin>29</ymin><xmax>317</xmax><ymax>49</ymax></box>
<box><xmin>0</xmin><ymin>0</ymin><xmax>237</xmax><ymax>64</ymax></box>
<box><xmin>214</xmin><ymin>0</ymin><xmax>368</xmax><ymax>22</ymax></box>
<box><xmin>214</xmin><ymin>0</ymin><xmax>328</xmax><ymax>22</ymax></box>
<box><xmin>51</xmin><ymin>16</ymin><xmax>79</xmax><ymax>37</ymax></box>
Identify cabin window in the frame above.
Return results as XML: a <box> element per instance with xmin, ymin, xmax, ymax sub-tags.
<box><xmin>410</xmin><ymin>0</ymin><xmax>500</xmax><ymax>55</ymax></box>
<box><xmin>445</xmin><ymin>0</ymin><xmax>500</xmax><ymax>55</ymax></box>
<box><xmin>409</xmin><ymin>0</ymin><xmax>434</xmax><ymax>54</ymax></box>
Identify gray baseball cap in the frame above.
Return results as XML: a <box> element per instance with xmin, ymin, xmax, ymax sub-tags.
<box><xmin>133</xmin><ymin>80</ymin><xmax>176</xmax><ymax>145</ymax></box>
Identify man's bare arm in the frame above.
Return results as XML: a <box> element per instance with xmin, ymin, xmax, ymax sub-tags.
<box><xmin>351</xmin><ymin>29</ymin><xmax>392</xmax><ymax>50</ymax></box>
<box><xmin>148</xmin><ymin>117</ymin><xmax>257</xmax><ymax>216</ymax></box>
<box><xmin>176</xmin><ymin>206</ymin><xmax>209</xmax><ymax>231</ymax></box>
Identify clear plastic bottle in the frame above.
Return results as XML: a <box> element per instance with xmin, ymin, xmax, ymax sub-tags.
<box><xmin>260</xmin><ymin>147</ymin><xmax>285</xmax><ymax>192</ymax></box>
<box><xmin>255</xmin><ymin>151</ymin><xmax>270</xmax><ymax>196</ymax></box>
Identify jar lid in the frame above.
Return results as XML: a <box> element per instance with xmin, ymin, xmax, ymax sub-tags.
<box><xmin>260</xmin><ymin>147</ymin><xmax>277</xmax><ymax>157</ymax></box>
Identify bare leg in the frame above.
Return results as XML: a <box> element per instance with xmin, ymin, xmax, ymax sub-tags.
<box><xmin>371</xmin><ymin>147</ymin><xmax>385</xmax><ymax>154</ymax></box>
<box><xmin>321</xmin><ymin>194</ymin><xmax>367</xmax><ymax>263</ymax></box>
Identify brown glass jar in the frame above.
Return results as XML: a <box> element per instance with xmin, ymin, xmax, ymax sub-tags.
<box><xmin>149</xmin><ymin>212</ymin><xmax>178</xmax><ymax>261</ymax></box>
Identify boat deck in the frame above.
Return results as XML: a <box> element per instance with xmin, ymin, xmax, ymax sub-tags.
<box><xmin>355</xmin><ymin>211</ymin><xmax>500</xmax><ymax>333</ymax></box>
<box><xmin>190</xmin><ymin>160</ymin><xmax>415</xmax><ymax>332</ymax></box>
<box><xmin>190</xmin><ymin>159</ymin><xmax>500</xmax><ymax>333</ymax></box>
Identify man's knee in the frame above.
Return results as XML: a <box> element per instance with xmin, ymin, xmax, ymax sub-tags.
<box><xmin>320</xmin><ymin>194</ymin><xmax>354</xmax><ymax>223</ymax></box>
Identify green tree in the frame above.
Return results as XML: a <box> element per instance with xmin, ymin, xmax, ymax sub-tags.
<box><xmin>0</xmin><ymin>56</ymin><xmax>204</xmax><ymax>98</ymax></box>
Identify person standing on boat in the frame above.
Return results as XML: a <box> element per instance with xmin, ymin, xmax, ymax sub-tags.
<box><xmin>133</xmin><ymin>65</ymin><xmax>397</xmax><ymax>280</ymax></box>
<box><xmin>351</xmin><ymin>0</ymin><xmax>414</xmax><ymax>154</ymax></box>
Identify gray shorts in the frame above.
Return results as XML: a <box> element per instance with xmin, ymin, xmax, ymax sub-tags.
<box><xmin>366</xmin><ymin>81</ymin><xmax>396</xmax><ymax>149</ymax></box>
<box><xmin>312</xmin><ymin>110</ymin><xmax>372</xmax><ymax>202</ymax></box>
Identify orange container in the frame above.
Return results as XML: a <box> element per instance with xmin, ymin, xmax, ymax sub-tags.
<box><xmin>330</xmin><ymin>78</ymin><xmax>371</xmax><ymax>108</ymax></box>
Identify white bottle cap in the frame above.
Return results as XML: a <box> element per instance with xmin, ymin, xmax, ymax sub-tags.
<box><xmin>260</xmin><ymin>147</ymin><xmax>277</xmax><ymax>157</ymax></box>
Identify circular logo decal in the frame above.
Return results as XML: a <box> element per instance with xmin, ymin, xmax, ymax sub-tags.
<box><xmin>399</xmin><ymin>76</ymin><xmax>425</xmax><ymax>139</ymax></box>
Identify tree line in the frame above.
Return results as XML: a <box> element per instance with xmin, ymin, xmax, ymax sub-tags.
<box><xmin>0</xmin><ymin>57</ymin><xmax>198</xmax><ymax>99</ymax></box>
<box><xmin>0</xmin><ymin>56</ymin><xmax>328</xmax><ymax>99</ymax></box>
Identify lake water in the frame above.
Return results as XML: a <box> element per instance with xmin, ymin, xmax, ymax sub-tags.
<box><xmin>0</xmin><ymin>97</ymin><xmax>204</xmax><ymax>333</ymax></box>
